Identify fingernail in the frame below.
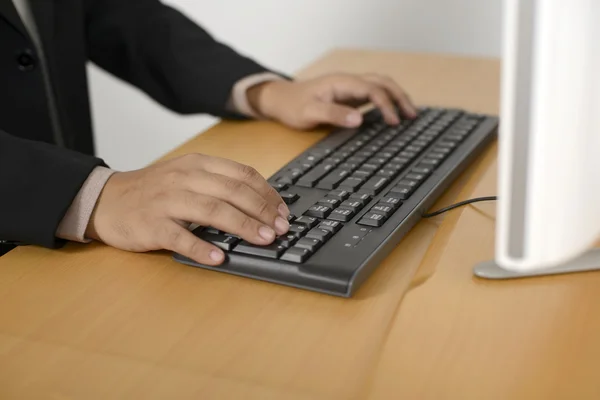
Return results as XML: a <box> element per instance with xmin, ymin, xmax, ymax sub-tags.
<box><xmin>346</xmin><ymin>113</ymin><xmax>362</xmax><ymax>127</ymax></box>
<box><xmin>274</xmin><ymin>216</ymin><xmax>290</xmax><ymax>235</ymax></box>
<box><xmin>278</xmin><ymin>203</ymin><xmax>290</xmax><ymax>218</ymax></box>
<box><xmin>259</xmin><ymin>226</ymin><xmax>276</xmax><ymax>242</ymax></box>
<box><xmin>210</xmin><ymin>249</ymin><xmax>224</xmax><ymax>262</ymax></box>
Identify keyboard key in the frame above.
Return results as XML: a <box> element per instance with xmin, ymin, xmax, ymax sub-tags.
<box><xmin>397</xmin><ymin>179</ymin><xmax>419</xmax><ymax>188</ymax></box>
<box><xmin>353</xmin><ymin>170</ymin><xmax>373</xmax><ymax>179</ymax></box>
<box><xmin>340</xmin><ymin>200</ymin><xmax>365</xmax><ymax>211</ymax></box>
<box><xmin>295</xmin><ymin>237</ymin><xmax>323</xmax><ymax>252</ymax></box>
<box><xmin>339</xmin><ymin>163</ymin><xmax>359</xmax><ymax>171</ymax></box>
<box><xmin>427</xmin><ymin>152</ymin><xmax>446</xmax><ymax>161</ymax></box>
<box><xmin>198</xmin><ymin>232</ymin><xmax>240</xmax><ymax>251</ymax></box>
<box><xmin>371</xmin><ymin>204</ymin><xmax>394</xmax><ymax>217</ymax></box>
<box><xmin>376</xmin><ymin>169</ymin><xmax>397</xmax><ymax>178</ymax></box>
<box><xmin>360</xmin><ymin>163</ymin><xmax>379</xmax><ymax>172</ymax></box>
<box><xmin>384</xmin><ymin>163</ymin><xmax>405</xmax><ymax>171</ymax></box>
<box><xmin>316</xmin><ymin>169</ymin><xmax>352</xmax><ymax>190</ymax></box>
<box><xmin>289</xmin><ymin>223</ymin><xmax>309</xmax><ymax>236</ymax></box>
<box><xmin>399</xmin><ymin>150</ymin><xmax>417</xmax><ymax>159</ymax></box>
<box><xmin>338</xmin><ymin>177</ymin><xmax>364</xmax><ymax>191</ymax></box>
<box><xmin>350</xmin><ymin>192</ymin><xmax>372</xmax><ymax>203</ymax></box>
<box><xmin>317</xmin><ymin>197</ymin><xmax>342</xmax><ymax>208</ymax></box>
<box><xmin>204</xmin><ymin>227</ymin><xmax>221</xmax><ymax>234</ymax></box>
<box><xmin>280</xmin><ymin>247</ymin><xmax>312</xmax><ymax>263</ymax></box>
<box><xmin>419</xmin><ymin>158</ymin><xmax>442</xmax><ymax>168</ymax></box>
<box><xmin>405</xmin><ymin>145</ymin><xmax>423</xmax><ymax>153</ymax></box>
<box><xmin>296</xmin><ymin>162</ymin><xmax>336</xmax><ymax>187</ymax></box>
<box><xmin>388</xmin><ymin>186</ymin><xmax>412</xmax><ymax>200</ymax></box>
<box><xmin>405</xmin><ymin>173</ymin><xmax>426</xmax><ymax>181</ymax></box>
<box><xmin>358</xmin><ymin>212</ymin><xmax>387</xmax><ymax>227</ymax></box>
<box><xmin>323</xmin><ymin>157</ymin><xmax>343</xmax><ymax>166</ymax></box>
<box><xmin>391</xmin><ymin>156</ymin><xmax>411</xmax><ymax>165</ymax></box>
<box><xmin>271</xmin><ymin>182</ymin><xmax>288</xmax><ymax>191</ymax></box>
<box><xmin>318</xmin><ymin>220</ymin><xmax>343</xmax><ymax>233</ymax></box>
<box><xmin>347</xmin><ymin>156</ymin><xmax>368</xmax><ymax>164</ymax></box>
<box><xmin>294</xmin><ymin>216</ymin><xmax>319</xmax><ymax>228</ymax></box>
<box><xmin>306</xmin><ymin>228</ymin><xmax>333</xmax><ymax>241</ymax></box>
<box><xmin>287</xmin><ymin>214</ymin><xmax>296</xmax><ymax>223</ymax></box>
<box><xmin>328</xmin><ymin>207</ymin><xmax>355</xmax><ymax>222</ymax></box>
<box><xmin>233</xmin><ymin>241</ymin><xmax>287</xmax><ymax>258</ymax></box>
<box><xmin>436</xmin><ymin>141</ymin><xmax>457</xmax><ymax>149</ymax></box>
<box><xmin>277</xmin><ymin>233</ymin><xmax>299</xmax><ymax>247</ymax></box>
<box><xmin>328</xmin><ymin>189</ymin><xmax>351</xmax><ymax>200</ymax></box>
<box><xmin>305</xmin><ymin>205</ymin><xmax>332</xmax><ymax>219</ymax></box>
<box><xmin>368</xmin><ymin>157</ymin><xmax>387</xmax><ymax>167</ymax></box>
<box><xmin>375</xmin><ymin>151</ymin><xmax>395</xmax><ymax>159</ymax></box>
<box><xmin>380</xmin><ymin>195</ymin><xmax>403</xmax><ymax>208</ymax></box>
<box><xmin>361</xmin><ymin>176</ymin><xmax>389</xmax><ymax>195</ymax></box>
<box><xmin>412</xmin><ymin>166</ymin><xmax>433</xmax><ymax>175</ymax></box>
<box><xmin>432</xmin><ymin>146</ymin><xmax>452</xmax><ymax>155</ymax></box>
<box><xmin>280</xmin><ymin>192</ymin><xmax>299</xmax><ymax>205</ymax></box>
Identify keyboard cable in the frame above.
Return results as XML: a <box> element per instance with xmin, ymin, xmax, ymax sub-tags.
<box><xmin>422</xmin><ymin>196</ymin><xmax>497</xmax><ymax>218</ymax></box>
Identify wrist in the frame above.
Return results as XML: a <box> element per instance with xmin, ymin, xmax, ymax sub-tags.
<box><xmin>246</xmin><ymin>79</ymin><xmax>293</xmax><ymax>121</ymax></box>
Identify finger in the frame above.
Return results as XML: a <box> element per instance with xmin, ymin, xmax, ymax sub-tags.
<box><xmin>168</xmin><ymin>192</ymin><xmax>278</xmax><ymax>245</ymax></box>
<box><xmin>184</xmin><ymin>154</ymin><xmax>289</xmax><ymax>218</ymax></box>
<box><xmin>366</xmin><ymin>84</ymin><xmax>400</xmax><ymax>125</ymax></box>
<box><xmin>186</xmin><ymin>171</ymin><xmax>289</xmax><ymax>235</ymax></box>
<box><xmin>331</xmin><ymin>76</ymin><xmax>399</xmax><ymax>125</ymax></box>
<box><xmin>161</xmin><ymin>222</ymin><xmax>225</xmax><ymax>266</ymax></box>
<box><xmin>303</xmin><ymin>101</ymin><xmax>363</xmax><ymax>128</ymax></box>
<box><xmin>363</xmin><ymin>74</ymin><xmax>417</xmax><ymax>118</ymax></box>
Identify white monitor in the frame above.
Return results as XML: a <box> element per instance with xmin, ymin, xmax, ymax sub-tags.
<box><xmin>474</xmin><ymin>0</ymin><xmax>600</xmax><ymax>279</ymax></box>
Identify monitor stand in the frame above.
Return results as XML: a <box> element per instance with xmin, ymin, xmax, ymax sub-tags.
<box><xmin>473</xmin><ymin>248</ymin><xmax>600</xmax><ymax>279</ymax></box>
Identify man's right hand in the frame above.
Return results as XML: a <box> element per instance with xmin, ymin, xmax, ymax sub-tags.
<box><xmin>85</xmin><ymin>154</ymin><xmax>290</xmax><ymax>265</ymax></box>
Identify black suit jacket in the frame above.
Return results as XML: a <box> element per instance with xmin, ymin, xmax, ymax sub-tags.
<box><xmin>0</xmin><ymin>0</ymin><xmax>276</xmax><ymax>250</ymax></box>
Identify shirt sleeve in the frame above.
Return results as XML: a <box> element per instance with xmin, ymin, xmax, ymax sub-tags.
<box><xmin>55</xmin><ymin>166</ymin><xmax>116</xmax><ymax>242</ymax></box>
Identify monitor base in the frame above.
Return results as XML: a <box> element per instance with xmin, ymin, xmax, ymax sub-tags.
<box><xmin>473</xmin><ymin>248</ymin><xmax>600</xmax><ymax>279</ymax></box>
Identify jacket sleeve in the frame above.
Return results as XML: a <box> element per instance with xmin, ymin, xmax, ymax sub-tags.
<box><xmin>0</xmin><ymin>130</ymin><xmax>106</xmax><ymax>248</ymax></box>
<box><xmin>83</xmin><ymin>0</ymin><xmax>285</xmax><ymax>118</ymax></box>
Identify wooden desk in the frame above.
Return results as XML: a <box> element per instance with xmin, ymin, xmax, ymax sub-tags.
<box><xmin>2</xmin><ymin>50</ymin><xmax>600</xmax><ymax>399</ymax></box>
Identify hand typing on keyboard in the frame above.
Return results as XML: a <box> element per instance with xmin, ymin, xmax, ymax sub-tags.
<box><xmin>85</xmin><ymin>154</ymin><xmax>290</xmax><ymax>266</ymax></box>
<box><xmin>245</xmin><ymin>73</ymin><xmax>418</xmax><ymax>130</ymax></box>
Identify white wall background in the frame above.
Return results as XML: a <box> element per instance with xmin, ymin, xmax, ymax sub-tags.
<box><xmin>89</xmin><ymin>0</ymin><xmax>503</xmax><ymax>171</ymax></box>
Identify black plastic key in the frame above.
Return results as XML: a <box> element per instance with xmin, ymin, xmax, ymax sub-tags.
<box><xmin>328</xmin><ymin>208</ymin><xmax>355</xmax><ymax>222</ymax></box>
<box><xmin>318</xmin><ymin>220</ymin><xmax>343</xmax><ymax>233</ymax></box>
<box><xmin>280</xmin><ymin>192</ymin><xmax>299</xmax><ymax>205</ymax></box>
<box><xmin>294</xmin><ymin>216</ymin><xmax>319</xmax><ymax>228</ymax></box>
<box><xmin>317</xmin><ymin>197</ymin><xmax>342</xmax><ymax>208</ymax></box>
<box><xmin>295</xmin><ymin>237</ymin><xmax>323</xmax><ymax>252</ymax></box>
<box><xmin>328</xmin><ymin>189</ymin><xmax>351</xmax><ymax>200</ymax></box>
<box><xmin>277</xmin><ymin>233</ymin><xmax>299</xmax><ymax>247</ymax></box>
<box><xmin>358</xmin><ymin>212</ymin><xmax>386</xmax><ymax>227</ymax></box>
<box><xmin>361</xmin><ymin>176</ymin><xmax>389</xmax><ymax>195</ymax></box>
<box><xmin>370</xmin><ymin>204</ymin><xmax>394</xmax><ymax>217</ymax></box>
<box><xmin>316</xmin><ymin>169</ymin><xmax>352</xmax><ymax>190</ymax></box>
<box><xmin>306</xmin><ymin>228</ymin><xmax>333</xmax><ymax>241</ymax></box>
<box><xmin>280</xmin><ymin>247</ymin><xmax>312</xmax><ymax>263</ymax></box>
<box><xmin>350</xmin><ymin>193</ymin><xmax>372</xmax><ymax>203</ymax></box>
<box><xmin>340</xmin><ymin>200</ymin><xmax>364</xmax><ymax>211</ymax></box>
<box><xmin>305</xmin><ymin>205</ymin><xmax>332</xmax><ymax>219</ymax></box>
<box><xmin>296</xmin><ymin>163</ymin><xmax>335</xmax><ymax>187</ymax></box>
<box><xmin>289</xmin><ymin>223</ymin><xmax>309</xmax><ymax>236</ymax></box>
<box><xmin>379</xmin><ymin>196</ymin><xmax>403</xmax><ymax>208</ymax></box>
<box><xmin>198</xmin><ymin>232</ymin><xmax>240</xmax><ymax>251</ymax></box>
<box><xmin>338</xmin><ymin>177</ymin><xmax>364</xmax><ymax>191</ymax></box>
<box><xmin>233</xmin><ymin>241</ymin><xmax>287</xmax><ymax>258</ymax></box>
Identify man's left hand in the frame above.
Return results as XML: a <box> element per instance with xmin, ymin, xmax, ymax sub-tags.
<box><xmin>246</xmin><ymin>73</ymin><xmax>417</xmax><ymax>130</ymax></box>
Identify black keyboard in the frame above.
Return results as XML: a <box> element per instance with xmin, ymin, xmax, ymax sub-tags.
<box><xmin>173</xmin><ymin>107</ymin><xmax>498</xmax><ymax>297</ymax></box>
